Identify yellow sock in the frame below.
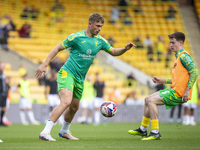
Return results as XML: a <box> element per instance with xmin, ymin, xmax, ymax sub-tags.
<box><xmin>151</xmin><ymin>119</ymin><xmax>159</xmax><ymax>130</ymax></box>
<box><xmin>141</xmin><ymin>116</ymin><xmax>150</xmax><ymax>127</ymax></box>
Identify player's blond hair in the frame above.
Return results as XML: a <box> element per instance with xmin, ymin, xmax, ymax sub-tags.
<box><xmin>89</xmin><ymin>13</ymin><xmax>104</xmax><ymax>24</ymax></box>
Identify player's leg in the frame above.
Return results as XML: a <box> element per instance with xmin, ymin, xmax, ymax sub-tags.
<box><xmin>141</xmin><ymin>92</ymin><xmax>164</xmax><ymax>140</ymax></box>
<box><xmin>94</xmin><ymin>97</ymin><xmax>103</xmax><ymax>125</ymax></box>
<box><xmin>2</xmin><ymin>107</ymin><xmax>8</xmax><ymax>124</ymax></box>
<box><xmin>59</xmin><ymin>79</ymin><xmax>83</xmax><ymax>140</ymax></box>
<box><xmin>50</xmin><ymin>88</ymin><xmax>73</xmax><ymax>122</ymax></box>
<box><xmin>182</xmin><ymin>103</ymin><xmax>189</xmax><ymax>125</ymax></box>
<box><xmin>168</xmin><ymin>106</ymin><xmax>175</xmax><ymax>123</ymax></box>
<box><xmin>128</xmin><ymin>91</ymin><xmax>161</xmax><ymax>137</ymax></box>
<box><xmin>87</xmin><ymin>109</ymin><xmax>93</xmax><ymax>124</ymax></box>
<box><xmin>94</xmin><ymin>102</ymin><xmax>100</xmax><ymax>125</ymax></box>
<box><xmin>19</xmin><ymin>108</ymin><xmax>28</xmax><ymax>125</ymax></box>
<box><xmin>87</xmin><ymin>101</ymin><xmax>93</xmax><ymax>124</ymax></box>
<box><xmin>2</xmin><ymin>98</ymin><xmax>12</xmax><ymax>125</ymax></box>
<box><xmin>189</xmin><ymin>103</ymin><xmax>197</xmax><ymax>126</ymax></box>
<box><xmin>0</xmin><ymin>107</ymin><xmax>7</xmax><ymax>126</ymax></box>
<box><xmin>145</xmin><ymin>91</ymin><xmax>164</xmax><ymax>119</ymax></box>
<box><xmin>39</xmin><ymin>88</ymin><xmax>73</xmax><ymax>141</ymax></box>
<box><xmin>0</xmin><ymin>95</ymin><xmax>7</xmax><ymax>126</ymax></box>
<box><xmin>19</xmin><ymin>97</ymin><xmax>28</xmax><ymax>125</ymax></box>
<box><xmin>177</xmin><ymin>104</ymin><xmax>182</xmax><ymax>123</ymax></box>
<box><xmin>142</xmin><ymin>88</ymin><xmax>185</xmax><ymax>140</ymax></box>
<box><xmin>27</xmin><ymin>108</ymin><xmax>40</xmax><ymax>125</ymax></box>
<box><xmin>128</xmin><ymin>98</ymin><xmax>151</xmax><ymax>136</ymax></box>
<box><xmin>63</xmin><ymin>97</ymin><xmax>80</xmax><ymax>123</ymax></box>
<box><xmin>39</xmin><ymin>69</ymin><xmax>77</xmax><ymax>141</ymax></box>
<box><xmin>77</xmin><ymin>99</ymin><xmax>87</xmax><ymax>123</ymax></box>
<box><xmin>59</xmin><ymin>97</ymin><xmax>80</xmax><ymax>140</ymax></box>
<box><xmin>81</xmin><ymin>107</ymin><xmax>87</xmax><ymax>123</ymax></box>
<box><xmin>26</xmin><ymin>98</ymin><xmax>40</xmax><ymax>125</ymax></box>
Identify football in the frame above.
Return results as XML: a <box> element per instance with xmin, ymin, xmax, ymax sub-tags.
<box><xmin>100</xmin><ymin>101</ymin><xmax>117</xmax><ymax>117</ymax></box>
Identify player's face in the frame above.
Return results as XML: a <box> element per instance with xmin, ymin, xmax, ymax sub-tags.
<box><xmin>169</xmin><ymin>38</ymin><xmax>182</xmax><ymax>52</ymax></box>
<box><xmin>89</xmin><ymin>21</ymin><xmax>104</xmax><ymax>36</ymax></box>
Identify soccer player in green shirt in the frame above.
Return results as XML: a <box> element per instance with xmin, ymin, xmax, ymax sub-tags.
<box><xmin>128</xmin><ymin>32</ymin><xmax>198</xmax><ymax>140</ymax></box>
<box><xmin>35</xmin><ymin>13</ymin><xmax>136</xmax><ymax>141</ymax></box>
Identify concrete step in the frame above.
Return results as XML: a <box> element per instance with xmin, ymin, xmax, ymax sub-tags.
<box><xmin>0</xmin><ymin>48</ymin><xmax>38</xmax><ymax>78</ymax></box>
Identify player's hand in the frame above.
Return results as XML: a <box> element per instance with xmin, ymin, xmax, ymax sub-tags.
<box><xmin>35</xmin><ymin>64</ymin><xmax>47</xmax><ymax>78</ymax></box>
<box><xmin>182</xmin><ymin>87</ymin><xmax>190</xmax><ymax>102</ymax></box>
<box><xmin>152</xmin><ymin>76</ymin><xmax>165</xmax><ymax>84</ymax></box>
<box><xmin>125</xmin><ymin>42</ymin><xmax>137</xmax><ymax>50</ymax></box>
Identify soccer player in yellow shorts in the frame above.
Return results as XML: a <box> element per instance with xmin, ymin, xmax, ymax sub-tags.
<box><xmin>128</xmin><ymin>32</ymin><xmax>198</xmax><ymax>140</ymax></box>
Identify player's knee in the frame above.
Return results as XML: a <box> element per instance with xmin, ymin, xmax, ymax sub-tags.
<box><xmin>60</xmin><ymin>101</ymin><xmax>71</xmax><ymax>109</ymax></box>
<box><xmin>70</xmin><ymin>103</ymin><xmax>79</xmax><ymax>113</ymax></box>
<box><xmin>70</xmin><ymin>106</ymin><xmax>79</xmax><ymax>113</ymax></box>
<box><xmin>145</xmin><ymin>96</ymin><xmax>152</xmax><ymax>106</ymax></box>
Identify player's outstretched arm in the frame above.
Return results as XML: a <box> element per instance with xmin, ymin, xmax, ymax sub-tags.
<box><xmin>108</xmin><ymin>42</ymin><xmax>136</xmax><ymax>56</ymax></box>
<box><xmin>152</xmin><ymin>76</ymin><xmax>166</xmax><ymax>84</ymax></box>
<box><xmin>35</xmin><ymin>43</ymin><xmax>64</xmax><ymax>78</ymax></box>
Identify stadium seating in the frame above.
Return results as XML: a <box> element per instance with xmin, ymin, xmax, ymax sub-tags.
<box><xmin>0</xmin><ymin>0</ymin><xmax>195</xmax><ymax>104</ymax></box>
<box><xmin>5</xmin><ymin>0</ymin><xmax>191</xmax><ymax>78</ymax></box>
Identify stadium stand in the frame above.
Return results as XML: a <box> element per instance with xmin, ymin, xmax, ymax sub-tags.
<box><xmin>0</xmin><ymin>0</ymin><xmax>197</xmax><ymax>104</ymax></box>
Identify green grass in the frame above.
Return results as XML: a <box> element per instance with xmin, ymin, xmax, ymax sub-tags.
<box><xmin>0</xmin><ymin>123</ymin><xmax>200</xmax><ymax>150</ymax></box>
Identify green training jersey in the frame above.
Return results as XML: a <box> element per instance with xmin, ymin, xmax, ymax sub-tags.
<box><xmin>189</xmin><ymin>81</ymin><xmax>198</xmax><ymax>104</ymax></box>
<box><xmin>61</xmin><ymin>30</ymin><xmax>113</xmax><ymax>81</ymax></box>
<box><xmin>19</xmin><ymin>80</ymin><xmax>30</xmax><ymax>98</ymax></box>
<box><xmin>81</xmin><ymin>80</ymin><xmax>94</xmax><ymax>101</ymax></box>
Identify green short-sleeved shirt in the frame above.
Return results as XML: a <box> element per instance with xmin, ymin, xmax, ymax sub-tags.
<box><xmin>61</xmin><ymin>30</ymin><xmax>113</xmax><ymax>81</ymax></box>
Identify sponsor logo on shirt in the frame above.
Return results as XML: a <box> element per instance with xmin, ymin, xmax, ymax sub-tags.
<box><xmin>86</xmin><ymin>49</ymin><xmax>92</xmax><ymax>55</ymax></box>
<box><xmin>79</xmin><ymin>49</ymin><xmax>95</xmax><ymax>60</ymax></box>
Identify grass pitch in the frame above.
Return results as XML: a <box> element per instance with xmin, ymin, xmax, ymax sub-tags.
<box><xmin>0</xmin><ymin>122</ymin><xmax>200</xmax><ymax>150</ymax></box>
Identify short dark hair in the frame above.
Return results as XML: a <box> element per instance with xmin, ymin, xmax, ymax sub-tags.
<box><xmin>89</xmin><ymin>13</ymin><xmax>104</xmax><ymax>24</ymax></box>
<box><xmin>168</xmin><ymin>32</ymin><xmax>185</xmax><ymax>43</ymax></box>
